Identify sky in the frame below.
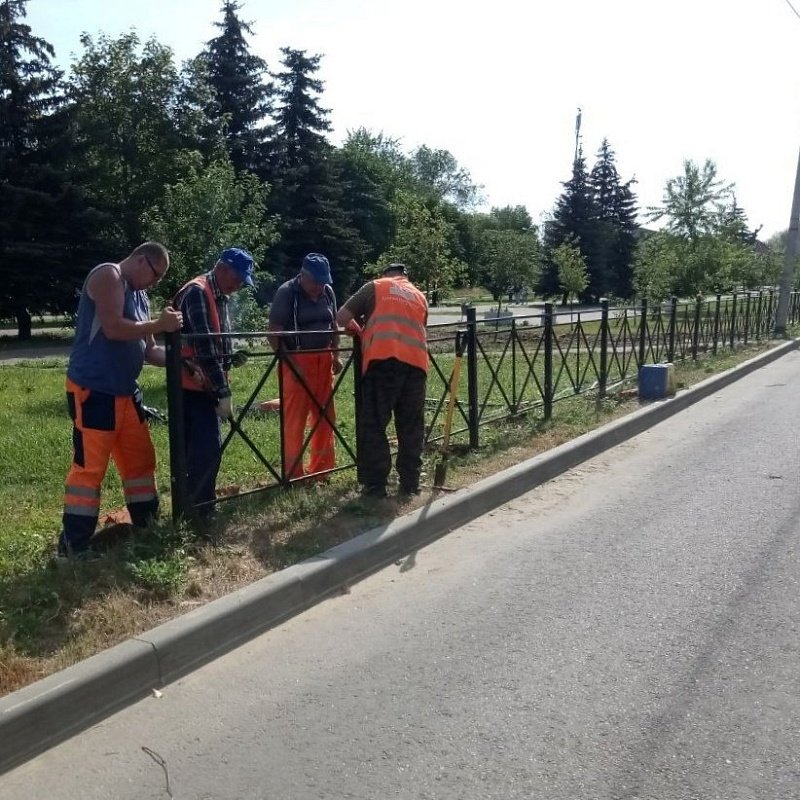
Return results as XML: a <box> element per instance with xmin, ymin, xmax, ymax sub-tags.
<box><xmin>22</xmin><ymin>0</ymin><xmax>800</xmax><ymax>239</ymax></box>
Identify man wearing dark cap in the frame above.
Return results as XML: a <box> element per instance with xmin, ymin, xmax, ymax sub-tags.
<box><xmin>337</xmin><ymin>263</ymin><xmax>428</xmax><ymax>498</ymax></box>
<box><xmin>268</xmin><ymin>253</ymin><xmax>341</xmax><ymax>480</ymax></box>
<box><xmin>173</xmin><ymin>247</ymin><xmax>255</xmax><ymax>516</ymax></box>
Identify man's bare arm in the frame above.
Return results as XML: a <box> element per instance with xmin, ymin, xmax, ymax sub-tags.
<box><xmin>89</xmin><ymin>266</ymin><xmax>181</xmax><ymax>340</ymax></box>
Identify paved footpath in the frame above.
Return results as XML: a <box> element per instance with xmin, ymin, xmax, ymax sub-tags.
<box><xmin>3</xmin><ymin>352</ymin><xmax>800</xmax><ymax>799</ymax></box>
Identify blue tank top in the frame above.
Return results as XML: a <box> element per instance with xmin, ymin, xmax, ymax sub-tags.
<box><xmin>67</xmin><ymin>263</ymin><xmax>151</xmax><ymax>396</ymax></box>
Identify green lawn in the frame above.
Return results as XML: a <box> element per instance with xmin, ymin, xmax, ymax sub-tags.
<box><xmin>0</xmin><ymin>332</ymin><xmax>793</xmax><ymax>693</ymax></box>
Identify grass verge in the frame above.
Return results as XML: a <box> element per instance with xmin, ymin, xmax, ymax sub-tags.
<box><xmin>0</xmin><ymin>338</ymin><xmax>793</xmax><ymax>696</ymax></box>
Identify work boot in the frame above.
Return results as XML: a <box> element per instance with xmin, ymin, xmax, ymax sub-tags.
<box><xmin>361</xmin><ymin>484</ymin><xmax>388</xmax><ymax>498</ymax></box>
<box><xmin>55</xmin><ymin>541</ymin><xmax>103</xmax><ymax>564</ymax></box>
<box><xmin>398</xmin><ymin>482</ymin><xmax>421</xmax><ymax>497</ymax></box>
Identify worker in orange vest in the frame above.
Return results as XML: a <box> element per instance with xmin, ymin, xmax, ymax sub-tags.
<box><xmin>173</xmin><ymin>247</ymin><xmax>255</xmax><ymax>517</ymax></box>
<box><xmin>58</xmin><ymin>242</ymin><xmax>183</xmax><ymax>558</ymax></box>
<box><xmin>269</xmin><ymin>253</ymin><xmax>342</xmax><ymax>481</ymax></box>
<box><xmin>337</xmin><ymin>263</ymin><xmax>428</xmax><ymax>498</ymax></box>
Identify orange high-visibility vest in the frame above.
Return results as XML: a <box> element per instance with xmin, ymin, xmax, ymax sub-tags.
<box><xmin>362</xmin><ymin>277</ymin><xmax>428</xmax><ymax>374</ymax></box>
<box><xmin>175</xmin><ymin>275</ymin><xmax>223</xmax><ymax>392</ymax></box>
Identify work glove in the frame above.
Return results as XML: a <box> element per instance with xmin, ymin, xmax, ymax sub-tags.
<box><xmin>231</xmin><ymin>349</ymin><xmax>249</xmax><ymax>368</ymax></box>
<box><xmin>215</xmin><ymin>396</ymin><xmax>233</xmax><ymax>420</ymax></box>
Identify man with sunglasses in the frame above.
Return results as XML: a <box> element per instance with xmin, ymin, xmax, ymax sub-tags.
<box><xmin>58</xmin><ymin>241</ymin><xmax>183</xmax><ymax>558</ymax></box>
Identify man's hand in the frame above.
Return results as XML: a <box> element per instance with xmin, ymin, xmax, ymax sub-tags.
<box><xmin>154</xmin><ymin>307</ymin><xmax>183</xmax><ymax>333</ymax></box>
<box><xmin>183</xmin><ymin>358</ymin><xmax>211</xmax><ymax>390</ymax></box>
<box><xmin>332</xmin><ymin>355</ymin><xmax>344</xmax><ymax>375</ymax></box>
<box><xmin>215</xmin><ymin>396</ymin><xmax>233</xmax><ymax>420</ymax></box>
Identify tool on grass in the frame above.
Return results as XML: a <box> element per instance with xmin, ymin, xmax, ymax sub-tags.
<box><xmin>433</xmin><ymin>331</ymin><xmax>465</xmax><ymax>489</ymax></box>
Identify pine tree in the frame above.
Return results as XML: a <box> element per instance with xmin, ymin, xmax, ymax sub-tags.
<box><xmin>589</xmin><ymin>139</ymin><xmax>638</xmax><ymax>299</ymax></box>
<box><xmin>540</xmin><ymin>150</ymin><xmax>596</xmax><ymax>302</ymax></box>
<box><xmin>268</xmin><ymin>48</ymin><xmax>363</xmax><ymax>296</ymax></box>
<box><xmin>0</xmin><ymin>0</ymin><xmax>103</xmax><ymax>338</ymax></box>
<box><xmin>202</xmin><ymin>0</ymin><xmax>273</xmax><ymax>174</ymax></box>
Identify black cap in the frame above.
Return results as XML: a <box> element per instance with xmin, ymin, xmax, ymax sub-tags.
<box><xmin>382</xmin><ymin>262</ymin><xmax>407</xmax><ymax>275</ymax></box>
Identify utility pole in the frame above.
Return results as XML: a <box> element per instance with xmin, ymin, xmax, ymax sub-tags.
<box><xmin>773</xmin><ymin>146</ymin><xmax>800</xmax><ymax>336</ymax></box>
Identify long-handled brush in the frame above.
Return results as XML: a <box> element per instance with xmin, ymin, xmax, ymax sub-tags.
<box><xmin>433</xmin><ymin>332</ymin><xmax>466</xmax><ymax>489</ymax></box>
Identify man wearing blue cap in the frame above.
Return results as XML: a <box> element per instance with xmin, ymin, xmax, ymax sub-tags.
<box><xmin>268</xmin><ymin>252</ymin><xmax>341</xmax><ymax>480</ymax></box>
<box><xmin>173</xmin><ymin>247</ymin><xmax>255</xmax><ymax>517</ymax></box>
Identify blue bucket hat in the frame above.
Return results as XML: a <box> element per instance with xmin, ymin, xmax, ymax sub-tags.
<box><xmin>301</xmin><ymin>253</ymin><xmax>332</xmax><ymax>285</ymax></box>
<box><xmin>220</xmin><ymin>247</ymin><xmax>255</xmax><ymax>287</ymax></box>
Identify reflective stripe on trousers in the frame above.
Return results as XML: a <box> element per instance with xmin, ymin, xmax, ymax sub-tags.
<box><xmin>61</xmin><ymin>378</ymin><xmax>158</xmax><ymax>552</ymax></box>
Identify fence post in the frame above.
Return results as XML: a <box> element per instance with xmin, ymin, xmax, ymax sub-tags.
<box><xmin>352</xmin><ymin>335</ymin><xmax>363</xmax><ymax>480</ymax></box>
<box><xmin>599</xmin><ymin>298</ymin><xmax>609</xmax><ymax>398</ymax></box>
<box><xmin>638</xmin><ymin>298</ymin><xmax>648</xmax><ymax>366</ymax></box>
<box><xmin>165</xmin><ymin>331</ymin><xmax>190</xmax><ymax>525</ymax></box>
<box><xmin>691</xmin><ymin>295</ymin><xmax>702</xmax><ymax>360</ymax></box>
<box><xmin>768</xmin><ymin>288</ymin><xmax>775</xmax><ymax>332</ymax></box>
<box><xmin>743</xmin><ymin>292</ymin><xmax>752</xmax><ymax>344</ymax></box>
<box><xmin>667</xmin><ymin>295</ymin><xmax>677</xmax><ymax>363</ymax></box>
<box><xmin>277</xmin><ymin>350</ymin><xmax>289</xmax><ymax>486</ymax></box>
<box><xmin>511</xmin><ymin>317</ymin><xmax>517</xmax><ymax>413</ymax></box>
<box><xmin>729</xmin><ymin>292</ymin><xmax>738</xmax><ymax>349</ymax></box>
<box><xmin>712</xmin><ymin>294</ymin><xmax>721</xmax><ymax>355</ymax></box>
<box><xmin>756</xmin><ymin>291</ymin><xmax>764</xmax><ymax>340</ymax></box>
<box><xmin>543</xmin><ymin>302</ymin><xmax>554</xmax><ymax>420</ymax></box>
<box><xmin>465</xmin><ymin>306</ymin><xmax>480</xmax><ymax>449</ymax></box>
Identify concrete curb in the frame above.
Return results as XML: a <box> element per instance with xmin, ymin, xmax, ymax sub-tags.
<box><xmin>1</xmin><ymin>338</ymin><xmax>797</xmax><ymax>774</ymax></box>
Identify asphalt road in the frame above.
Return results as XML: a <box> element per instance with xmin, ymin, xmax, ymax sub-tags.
<box><xmin>3</xmin><ymin>352</ymin><xmax>800</xmax><ymax>799</ymax></box>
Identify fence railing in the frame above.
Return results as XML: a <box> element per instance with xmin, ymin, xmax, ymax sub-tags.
<box><xmin>164</xmin><ymin>290</ymin><xmax>800</xmax><ymax>521</ymax></box>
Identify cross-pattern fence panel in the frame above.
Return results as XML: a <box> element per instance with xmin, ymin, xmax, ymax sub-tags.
<box><xmin>164</xmin><ymin>290</ymin><xmax>799</xmax><ymax>519</ymax></box>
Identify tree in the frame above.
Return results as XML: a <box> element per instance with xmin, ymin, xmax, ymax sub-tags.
<box><xmin>767</xmin><ymin>230</ymin><xmax>799</xmax><ymax>287</ymax></box>
<box><xmin>553</xmin><ymin>237</ymin><xmax>588</xmax><ymax>321</ymax></box>
<box><xmin>0</xmin><ymin>0</ymin><xmax>103</xmax><ymax>337</ymax></box>
<box><xmin>335</xmin><ymin>129</ymin><xmax>409</xmax><ymax>267</ymax></box>
<box><xmin>371</xmin><ymin>190</ymin><xmax>465</xmax><ymax>295</ymax></box>
<box><xmin>487</xmin><ymin>204</ymin><xmax>534</xmax><ymax>233</ymax></box>
<box><xmin>646</xmin><ymin>161</ymin><xmax>771</xmax><ymax>294</ymax></box>
<box><xmin>173</xmin><ymin>54</ymin><xmax>227</xmax><ymax>161</ymax></box>
<box><xmin>588</xmin><ymin>139</ymin><xmax>638</xmax><ymax>299</ymax></box>
<box><xmin>472</xmin><ymin>205</ymin><xmax>540</xmax><ymax>302</ymax></box>
<box><xmin>201</xmin><ymin>0</ymin><xmax>273</xmax><ymax>175</ymax></box>
<box><xmin>141</xmin><ymin>153</ymin><xmax>276</xmax><ymax>299</ymax></box>
<box><xmin>408</xmin><ymin>145</ymin><xmax>481</xmax><ymax>208</ymax></box>
<box><xmin>268</xmin><ymin>48</ymin><xmax>363</xmax><ymax>297</ymax></box>
<box><xmin>633</xmin><ymin>231</ymin><xmax>681</xmax><ymax>302</ymax></box>
<box><xmin>540</xmin><ymin>150</ymin><xmax>597</xmax><ymax>300</ymax></box>
<box><xmin>67</xmin><ymin>32</ymin><xmax>190</xmax><ymax>247</ymax></box>
<box><xmin>479</xmin><ymin>229</ymin><xmax>540</xmax><ymax>307</ymax></box>
<box><xmin>648</xmin><ymin>159</ymin><xmax>733</xmax><ymax>241</ymax></box>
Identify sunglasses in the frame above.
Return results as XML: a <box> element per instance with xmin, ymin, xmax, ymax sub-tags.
<box><xmin>143</xmin><ymin>254</ymin><xmax>162</xmax><ymax>283</ymax></box>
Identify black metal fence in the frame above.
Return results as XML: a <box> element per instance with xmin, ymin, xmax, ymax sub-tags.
<box><xmin>165</xmin><ymin>290</ymin><xmax>800</xmax><ymax>520</ymax></box>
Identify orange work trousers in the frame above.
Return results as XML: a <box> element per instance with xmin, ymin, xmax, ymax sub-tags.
<box><xmin>280</xmin><ymin>351</ymin><xmax>336</xmax><ymax>479</ymax></box>
<box><xmin>60</xmin><ymin>378</ymin><xmax>158</xmax><ymax>553</ymax></box>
